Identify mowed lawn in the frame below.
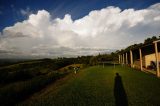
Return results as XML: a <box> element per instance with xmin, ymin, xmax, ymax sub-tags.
<box><xmin>19</xmin><ymin>65</ymin><xmax>160</xmax><ymax>106</ymax></box>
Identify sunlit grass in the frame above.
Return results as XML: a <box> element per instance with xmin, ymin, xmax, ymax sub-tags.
<box><xmin>19</xmin><ymin>65</ymin><xmax>160</xmax><ymax>106</ymax></box>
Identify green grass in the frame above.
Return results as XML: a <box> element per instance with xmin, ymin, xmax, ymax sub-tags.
<box><xmin>19</xmin><ymin>65</ymin><xmax>160</xmax><ymax>106</ymax></box>
<box><xmin>0</xmin><ymin>62</ymin><xmax>82</xmax><ymax>106</ymax></box>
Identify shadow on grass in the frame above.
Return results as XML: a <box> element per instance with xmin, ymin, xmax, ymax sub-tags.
<box><xmin>114</xmin><ymin>73</ymin><xmax>128</xmax><ymax>106</ymax></box>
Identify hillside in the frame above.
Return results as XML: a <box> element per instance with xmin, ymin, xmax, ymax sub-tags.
<box><xmin>0</xmin><ymin>58</ymin><xmax>83</xmax><ymax>106</ymax></box>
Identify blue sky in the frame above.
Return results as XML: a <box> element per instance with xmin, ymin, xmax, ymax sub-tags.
<box><xmin>0</xmin><ymin>0</ymin><xmax>160</xmax><ymax>31</ymax></box>
<box><xmin>0</xmin><ymin>0</ymin><xmax>160</xmax><ymax>58</ymax></box>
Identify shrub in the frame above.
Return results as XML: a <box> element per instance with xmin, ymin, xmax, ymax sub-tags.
<box><xmin>0</xmin><ymin>71</ymin><xmax>68</xmax><ymax>106</ymax></box>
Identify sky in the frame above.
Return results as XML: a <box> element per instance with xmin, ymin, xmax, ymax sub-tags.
<box><xmin>0</xmin><ymin>0</ymin><xmax>160</xmax><ymax>58</ymax></box>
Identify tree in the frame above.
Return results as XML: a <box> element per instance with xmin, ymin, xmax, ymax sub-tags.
<box><xmin>89</xmin><ymin>56</ymin><xmax>98</xmax><ymax>66</ymax></box>
<box><xmin>144</xmin><ymin>36</ymin><xmax>157</xmax><ymax>44</ymax></box>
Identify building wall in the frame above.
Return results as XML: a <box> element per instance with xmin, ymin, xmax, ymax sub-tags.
<box><xmin>144</xmin><ymin>53</ymin><xmax>160</xmax><ymax>68</ymax></box>
<box><xmin>133</xmin><ymin>59</ymin><xmax>140</xmax><ymax>69</ymax></box>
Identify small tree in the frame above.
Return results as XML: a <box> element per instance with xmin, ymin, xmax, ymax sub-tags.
<box><xmin>89</xmin><ymin>56</ymin><xmax>98</xmax><ymax>66</ymax></box>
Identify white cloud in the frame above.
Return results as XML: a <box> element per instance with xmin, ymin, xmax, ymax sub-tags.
<box><xmin>0</xmin><ymin>3</ymin><xmax>160</xmax><ymax>58</ymax></box>
<box><xmin>20</xmin><ymin>7</ymin><xmax>33</xmax><ymax>17</ymax></box>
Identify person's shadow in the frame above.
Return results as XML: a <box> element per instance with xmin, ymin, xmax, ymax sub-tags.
<box><xmin>114</xmin><ymin>73</ymin><xmax>128</xmax><ymax>106</ymax></box>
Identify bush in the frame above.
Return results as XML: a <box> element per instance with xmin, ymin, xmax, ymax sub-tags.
<box><xmin>0</xmin><ymin>71</ymin><xmax>68</xmax><ymax>106</ymax></box>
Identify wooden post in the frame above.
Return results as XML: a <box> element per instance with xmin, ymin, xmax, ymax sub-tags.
<box><xmin>139</xmin><ymin>48</ymin><xmax>143</xmax><ymax>71</ymax></box>
<box><xmin>126</xmin><ymin>52</ymin><xmax>128</xmax><ymax>65</ymax></box>
<box><xmin>119</xmin><ymin>55</ymin><xmax>120</xmax><ymax>64</ymax></box>
<box><xmin>123</xmin><ymin>54</ymin><xmax>125</xmax><ymax>65</ymax></box>
<box><xmin>130</xmin><ymin>50</ymin><xmax>133</xmax><ymax>68</ymax></box>
<box><xmin>121</xmin><ymin>55</ymin><xmax>123</xmax><ymax>65</ymax></box>
<box><xmin>153</xmin><ymin>41</ymin><xmax>160</xmax><ymax>77</ymax></box>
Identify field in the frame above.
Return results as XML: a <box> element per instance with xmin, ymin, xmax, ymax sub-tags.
<box><xmin>19</xmin><ymin>65</ymin><xmax>160</xmax><ymax>106</ymax></box>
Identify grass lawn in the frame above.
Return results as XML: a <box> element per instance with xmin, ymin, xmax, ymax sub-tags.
<box><xmin>19</xmin><ymin>65</ymin><xmax>160</xmax><ymax>106</ymax></box>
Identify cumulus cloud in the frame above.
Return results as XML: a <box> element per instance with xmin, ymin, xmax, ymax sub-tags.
<box><xmin>0</xmin><ymin>3</ymin><xmax>160</xmax><ymax>58</ymax></box>
<box><xmin>20</xmin><ymin>7</ymin><xmax>33</xmax><ymax>17</ymax></box>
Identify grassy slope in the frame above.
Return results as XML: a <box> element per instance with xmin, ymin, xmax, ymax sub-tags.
<box><xmin>0</xmin><ymin>58</ymin><xmax>82</xmax><ymax>105</ymax></box>
<box><xmin>19</xmin><ymin>65</ymin><xmax>160</xmax><ymax>106</ymax></box>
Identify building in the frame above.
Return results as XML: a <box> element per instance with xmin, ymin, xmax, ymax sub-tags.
<box><xmin>119</xmin><ymin>40</ymin><xmax>160</xmax><ymax>77</ymax></box>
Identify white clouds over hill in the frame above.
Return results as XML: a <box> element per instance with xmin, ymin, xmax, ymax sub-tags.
<box><xmin>0</xmin><ymin>3</ymin><xmax>160</xmax><ymax>58</ymax></box>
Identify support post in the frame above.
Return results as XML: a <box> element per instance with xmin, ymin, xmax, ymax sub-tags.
<box><xmin>123</xmin><ymin>54</ymin><xmax>125</xmax><ymax>65</ymax></box>
<box><xmin>139</xmin><ymin>48</ymin><xmax>143</xmax><ymax>71</ymax></box>
<box><xmin>119</xmin><ymin>55</ymin><xmax>120</xmax><ymax>64</ymax></box>
<box><xmin>126</xmin><ymin>52</ymin><xmax>128</xmax><ymax>65</ymax></box>
<box><xmin>121</xmin><ymin>55</ymin><xmax>123</xmax><ymax>65</ymax></box>
<box><xmin>130</xmin><ymin>50</ymin><xmax>133</xmax><ymax>68</ymax></box>
<box><xmin>154</xmin><ymin>41</ymin><xmax>160</xmax><ymax>77</ymax></box>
